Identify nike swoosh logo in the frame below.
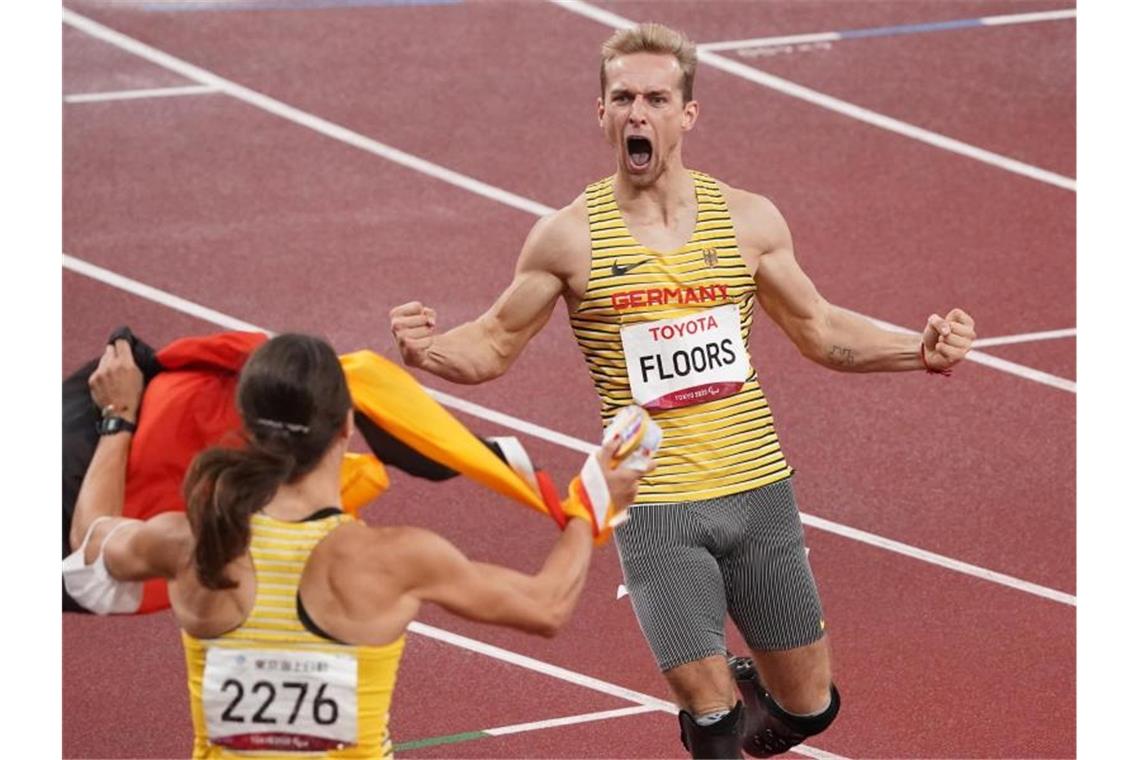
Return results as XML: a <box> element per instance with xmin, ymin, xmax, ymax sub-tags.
<box><xmin>611</xmin><ymin>258</ymin><xmax>652</xmax><ymax>277</ymax></box>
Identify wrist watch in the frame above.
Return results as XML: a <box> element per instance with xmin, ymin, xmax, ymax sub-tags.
<box><xmin>97</xmin><ymin>416</ymin><xmax>137</xmax><ymax>436</ymax></box>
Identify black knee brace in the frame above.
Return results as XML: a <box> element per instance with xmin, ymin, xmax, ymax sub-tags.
<box><xmin>678</xmin><ymin>701</ymin><xmax>745</xmax><ymax>759</ymax></box>
<box><xmin>730</xmin><ymin>657</ymin><xmax>841</xmax><ymax>758</ymax></box>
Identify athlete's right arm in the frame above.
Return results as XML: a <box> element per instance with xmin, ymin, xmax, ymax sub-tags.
<box><xmin>394</xmin><ymin>439</ymin><xmax>643</xmax><ymax>636</ymax></box>
<box><xmin>402</xmin><ymin>520</ymin><xmax>593</xmax><ymax>637</ymax></box>
<box><xmin>389</xmin><ymin>204</ymin><xmax>585</xmax><ymax>384</ymax></box>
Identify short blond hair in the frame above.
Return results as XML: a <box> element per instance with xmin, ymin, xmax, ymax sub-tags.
<box><xmin>600</xmin><ymin>22</ymin><xmax>698</xmax><ymax>102</ymax></box>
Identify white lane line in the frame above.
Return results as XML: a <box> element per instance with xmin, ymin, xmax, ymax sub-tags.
<box><xmin>965</xmin><ymin>350</ymin><xmax>1074</xmax><ymax>392</ymax></box>
<box><xmin>972</xmin><ymin>328</ymin><xmax>1076</xmax><ymax>348</ymax></box>
<box><xmin>427</xmin><ymin>388</ymin><xmax>596</xmax><ymax>455</ymax></box>
<box><xmin>797</xmin><ymin>746</ymin><xmax>849</xmax><ymax>760</ymax></box>
<box><xmin>62</xmin><ymin>253</ymin><xmax>1077</xmax><ymax>605</ymax></box>
<box><xmin>800</xmin><ymin>513</ymin><xmax>1076</xmax><ymax>606</ymax></box>
<box><xmin>700</xmin><ymin>32</ymin><xmax>840</xmax><ymax>53</ymax></box>
<box><xmin>64</xmin><ymin>10</ymin><xmax>1074</xmax><ymax>395</ymax></box>
<box><xmin>698</xmin><ymin>8</ymin><xmax>1076</xmax><ymax>52</ymax></box>
<box><xmin>550</xmin><ymin>0</ymin><xmax>1076</xmax><ymax>193</ymax></box>
<box><xmin>64</xmin><ymin>84</ymin><xmax>218</xmax><ymax>104</ymax></box>
<box><xmin>982</xmin><ymin>9</ymin><xmax>1077</xmax><ymax>26</ymax></box>
<box><xmin>407</xmin><ymin>621</ymin><xmax>677</xmax><ymax>712</ymax></box>
<box><xmin>483</xmin><ymin>705</ymin><xmax>658</xmax><ymax>736</ymax></box>
<box><xmin>63</xmin><ymin>254</ymin><xmax>264</xmax><ymax>332</ymax></box>
<box><xmin>61</xmin><ymin>9</ymin><xmax>554</xmax><ymax>219</ymax></box>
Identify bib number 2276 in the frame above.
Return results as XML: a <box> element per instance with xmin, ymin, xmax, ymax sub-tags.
<box><xmin>203</xmin><ymin>647</ymin><xmax>358</xmax><ymax>752</ymax></box>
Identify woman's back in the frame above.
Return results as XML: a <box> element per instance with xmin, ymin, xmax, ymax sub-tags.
<box><xmin>179</xmin><ymin>507</ymin><xmax>404</xmax><ymax>759</ymax></box>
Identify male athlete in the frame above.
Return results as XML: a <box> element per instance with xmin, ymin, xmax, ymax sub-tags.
<box><xmin>390</xmin><ymin>23</ymin><xmax>975</xmax><ymax>758</ymax></box>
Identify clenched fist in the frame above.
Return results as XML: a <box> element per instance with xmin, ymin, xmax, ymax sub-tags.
<box><xmin>389</xmin><ymin>301</ymin><xmax>438</xmax><ymax>368</ymax></box>
<box><xmin>920</xmin><ymin>308</ymin><xmax>976</xmax><ymax>373</ymax></box>
<box><xmin>89</xmin><ymin>339</ymin><xmax>144</xmax><ymax>423</ymax></box>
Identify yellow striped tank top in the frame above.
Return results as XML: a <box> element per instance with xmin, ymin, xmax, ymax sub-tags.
<box><xmin>570</xmin><ymin>171</ymin><xmax>793</xmax><ymax>504</ymax></box>
<box><xmin>182</xmin><ymin>511</ymin><xmax>405</xmax><ymax>759</ymax></box>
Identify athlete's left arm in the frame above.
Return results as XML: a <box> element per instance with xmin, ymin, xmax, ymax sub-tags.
<box><xmin>729</xmin><ymin>188</ymin><xmax>976</xmax><ymax>373</ymax></box>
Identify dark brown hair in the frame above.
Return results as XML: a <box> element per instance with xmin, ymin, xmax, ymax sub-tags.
<box><xmin>183</xmin><ymin>333</ymin><xmax>351</xmax><ymax>589</ymax></box>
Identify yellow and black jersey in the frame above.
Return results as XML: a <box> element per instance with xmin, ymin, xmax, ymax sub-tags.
<box><xmin>182</xmin><ymin>510</ymin><xmax>404</xmax><ymax>759</ymax></box>
<box><xmin>570</xmin><ymin>171</ymin><xmax>793</xmax><ymax>503</ymax></box>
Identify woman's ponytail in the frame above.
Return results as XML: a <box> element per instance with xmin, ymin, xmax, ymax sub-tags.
<box><xmin>182</xmin><ymin>333</ymin><xmax>352</xmax><ymax>590</ymax></box>
<box><xmin>183</xmin><ymin>442</ymin><xmax>294</xmax><ymax>589</ymax></box>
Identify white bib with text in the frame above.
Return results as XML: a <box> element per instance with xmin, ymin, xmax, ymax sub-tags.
<box><xmin>620</xmin><ymin>303</ymin><xmax>750</xmax><ymax>410</ymax></box>
<box><xmin>203</xmin><ymin>646</ymin><xmax>358</xmax><ymax>753</ymax></box>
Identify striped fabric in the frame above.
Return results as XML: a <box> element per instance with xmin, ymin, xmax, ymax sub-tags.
<box><xmin>570</xmin><ymin>171</ymin><xmax>793</xmax><ymax>503</ymax></box>
<box><xmin>614</xmin><ymin>480</ymin><xmax>825</xmax><ymax>671</ymax></box>
<box><xmin>182</xmin><ymin>512</ymin><xmax>405</xmax><ymax>759</ymax></box>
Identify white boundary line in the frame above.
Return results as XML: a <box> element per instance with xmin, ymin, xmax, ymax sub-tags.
<box><xmin>698</xmin><ymin>8</ymin><xmax>1076</xmax><ymax>52</ymax></box>
<box><xmin>550</xmin><ymin>0</ymin><xmax>1075</xmax><ymax>193</ymax></box>
<box><xmin>700</xmin><ymin>31</ymin><xmax>839</xmax><ymax>53</ymax></box>
<box><xmin>64</xmin><ymin>84</ymin><xmax>219</xmax><ymax>103</ymax></box>
<box><xmin>955</xmin><ymin>349</ymin><xmax>1072</xmax><ymax>392</ymax></box>
<box><xmin>63</xmin><ymin>254</ymin><xmax>264</xmax><ymax>332</ymax></box>
<box><xmin>983</xmin><ymin>9</ymin><xmax>1076</xmax><ymax>27</ymax></box>
<box><xmin>972</xmin><ymin>328</ymin><xmax>1076</xmax><ymax>348</ymax></box>
<box><xmin>427</xmin><ymin>388</ymin><xmax>596</xmax><ymax>455</ymax></box>
<box><xmin>484</xmin><ymin>704</ymin><xmax>659</xmax><ymax>736</ymax></box>
<box><xmin>800</xmin><ymin>513</ymin><xmax>1076</xmax><ymax>606</ymax></box>
<box><xmin>63</xmin><ymin>8</ymin><xmax>1074</xmax><ymax>394</ymax></box>
<box><xmin>61</xmin><ymin>253</ymin><xmax>1077</xmax><ymax>607</ymax></box>
<box><xmin>409</xmin><ymin>622</ymin><xmax>676</xmax><ymax>712</ymax></box>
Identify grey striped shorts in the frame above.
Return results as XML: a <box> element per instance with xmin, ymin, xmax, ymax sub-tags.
<box><xmin>614</xmin><ymin>477</ymin><xmax>825</xmax><ymax>672</ymax></box>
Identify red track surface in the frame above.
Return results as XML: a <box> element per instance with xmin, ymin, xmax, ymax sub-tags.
<box><xmin>62</xmin><ymin>1</ymin><xmax>1076</xmax><ymax>757</ymax></box>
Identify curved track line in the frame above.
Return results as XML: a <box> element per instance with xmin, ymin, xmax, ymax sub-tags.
<box><xmin>62</xmin><ymin>9</ymin><xmax>1074</xmax><ymax>394</ymax></box>
<box><xmin>62</xmin><ymin>254</ymin><xmax>1076</xmax><ymax>606</ymax></box>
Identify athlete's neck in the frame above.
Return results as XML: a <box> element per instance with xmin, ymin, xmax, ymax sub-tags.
<box><xmin>261</xmin><ymin>445</ymin><xmax>345</xmax><ymax>522</ymax></box>
<box><xmin>613</xmin><ymin>161</ymin><xmax>695</xmax><ymax>228</ymax></box>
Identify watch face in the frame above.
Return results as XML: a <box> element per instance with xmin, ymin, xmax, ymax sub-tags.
<box><xmin>98</xmin><ymin>417</ymin><xmax>135</xmax><ymax>435</ymax></box>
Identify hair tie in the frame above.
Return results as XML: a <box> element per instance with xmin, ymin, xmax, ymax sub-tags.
<box><xmin>255</xmin><ymin>418</ymin><xmax>311</xmax><ymax>435</ymax></box>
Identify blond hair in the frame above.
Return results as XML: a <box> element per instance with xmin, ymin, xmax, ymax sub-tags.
<box><xmin>600</xmin><ymin>23</ymin><xmax>698</xmax><ymax>102</ymax></box>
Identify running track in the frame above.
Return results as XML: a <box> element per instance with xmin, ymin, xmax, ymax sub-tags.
<box><xmin>61</xmin><ymin>1</ymin><xmax>1075</xmax><ymax>757</ymax></box>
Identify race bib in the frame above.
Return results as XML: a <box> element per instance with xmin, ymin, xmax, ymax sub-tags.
<box><xmin>202</xmin><ymin>646</ymin><xmax>358</xmax><ymax>753</ymax></box>
<box><xmin>621</xmin><ymin>303</ymin><xmax>749</xmax><ymax>410</ymax></box>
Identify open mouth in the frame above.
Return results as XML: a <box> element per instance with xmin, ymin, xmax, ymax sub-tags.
<box><xmin>626</xmin><ymin>136</ymin><xmax>653</xmax><ymax>169</ymax></box>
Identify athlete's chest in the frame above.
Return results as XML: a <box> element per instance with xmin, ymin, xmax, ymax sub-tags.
<box><xmin>621</xmin><ymin>203</ymin><xmax>700</xmax><ymax>253</ymax></box>
<box><xmin>596</xmin><ymin>241</ymin><xmax>752</xmax><ymax>317</ymax></box>
<box><xmin>576</xmin><ymin>173</ymin><xmax>756</xmax><ymax>316</ymax></box>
